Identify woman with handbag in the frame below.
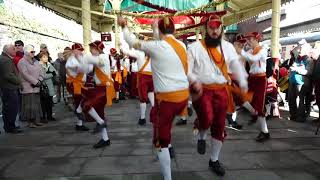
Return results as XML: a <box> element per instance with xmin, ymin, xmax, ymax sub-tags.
<box><xmin>39</xmin><ymin>52</ymin><xmax>57</xmax><ymax>123</ymax></box>
<box><xmin>17</xmin><ymin>45</ymin><xmax>45</xmax><ymax>128</ymax></box>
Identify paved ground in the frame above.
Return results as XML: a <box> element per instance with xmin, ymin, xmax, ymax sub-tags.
<box><xmin>0</xmin><ymin>99</ymin><xmax>320</xmax><ymax>180</ymax></box>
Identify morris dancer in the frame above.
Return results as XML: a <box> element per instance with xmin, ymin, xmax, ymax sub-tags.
<box><xmin>122</xmin><ymin>47</ymin><xmax>155</xmax><ymax>125</ymax></box>
<box><xmin>188</xmin><ymin>15</ymin><xmax>248</xmax><ymax>176</ymax></box>
<box><xmin>241</xmin><ymin>32</ymin><xmax>270</xmax><ymax>142</ymax></box>
<box><xmin>65</xmin><ymin>43</ymin><xmax>89</xmax><ymax>131</ymax></box>
<box><xmin>76</xmin><ymin>40</ymin><xmax>115</xmax><ymax>148</ymax></box>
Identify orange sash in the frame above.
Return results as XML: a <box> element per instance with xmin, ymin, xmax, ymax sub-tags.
<box><xmin>137</xmin><ymin>56</ymin><xmax>152</xmax><ymax>88</ymax></box>
<box><xmin>155</xmin><ymin>89</ymin><xmax>189</xmax><ymax>103</ymax></box>
<box><xmin>95</xmin><ymin>67</ymin><xmax>116</xmax><ymax>106</ymax></box>
<box><xmin>139</xmin><ymin>56</ymin><xmax>152</xmax><ymax>75</ymax></box>
<box><xmin>66</xmin><ymin>70</ymin><xmax>84</xmax><ymax>95</ymax></box>
<box><xmin>163</xmin><ymin>36</ymin><xmax>188</xmax><ymax>75</ymax></box>
<box><xmin>200</xmin><ymin>40</ymin><xmax>234</xmax><ymax>112</ymax></box>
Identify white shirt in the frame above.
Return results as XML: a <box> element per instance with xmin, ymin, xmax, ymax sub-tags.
<box><xmin>85</xmin><ymin>54</ymin><xmax>112</xmax><ymax>85</ymax></box>
<box><xmin>65</xmin><ymin>55</ymin><xmax>86</xmax><ymax>82</ymax></box>
<box><xmin>123</xmin><ymin>27</ymin><xmax>189</xmax><ymax>93</ymax></box>
<box><xmin>122</xmin><ymin>48</ymin><xmax>152</xmax><ymax>72</ymax></box>
<box><xmin>241</xmin><ymin>47</ymin><xmax>267</xmax><ymax>74</ymax></box>
<box><xmin>131</xmin><ymin>61</ymin><xmax>139</xmax><ymax>72</ymax></box>
<box><xmin>188</xmin><ymin>40</ymin><xmax>248</xmax><ymax>87</ymax></box>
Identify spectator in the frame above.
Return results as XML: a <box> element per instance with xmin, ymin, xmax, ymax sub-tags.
<box><xmin>39</xmin><ymin>52</ymin><xmax>57</xmax><ymax>122</ymax></box>
<box><xmin>311</xmin><ymin>48</ymin><xmax>320</xmax><ymax>121</ymax></box>
<box><xmin>53</xmin><ymin>52</ymin><xmax>67</xmax><ymax>103</ymax></box>
<box><xmin>17</xmin><ymin>45</ymin><xmax>45</xmax><ymax>128</ymax></box>
<box><xmin>35</xmin><ymin>43</ymin><xmax>52</xmax><ymax>63</ymax></box>
<box><xmin>13</xmin><ymin>40</ymin><xmax>24</xmax><ymax>68</ymax></box>
<box><xmin>288</xmin><ymin>40</ymin><xmax>314</xmax><ymax>122</ymax></box>
<box><xmin>0</xmin><ymin>44</ymin><xmax>22</xmax><ymax>134</ymax></box>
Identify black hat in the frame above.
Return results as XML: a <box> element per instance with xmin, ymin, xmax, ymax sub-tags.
<box><xmin>14</xmin><ymin>40</ymin><xmax>24</xmax><ymax>46</ymax></box>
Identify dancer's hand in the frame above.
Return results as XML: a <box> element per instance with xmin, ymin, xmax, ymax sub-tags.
<box><xmin>190</xmin><ymin>81</ymin><xmax>203</xmax><ymax>101</ymax></box>
<box><xmin>117</xmin><ymin>16</ymin><xmax>127</xmax><ymax>28</ymax></box>
<box><xmin>239</xmin><ymin>81</ymin><xmax>248</xmax><ymax>93</ymax></box>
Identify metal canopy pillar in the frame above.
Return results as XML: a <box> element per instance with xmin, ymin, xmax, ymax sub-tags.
<box><xmin>271</xmin><ymin>0</ymin><xmax>281</xmax><ymax>68</ymax></box>
<box><xmin>109</xmin><ymin>0</ymin><xmax>123</xmax><ymax>51</ymax></box>
<box><xmin>82</xmin><ymin>0</ymin><xmax>92</xmax><ymax>53</ymax></box>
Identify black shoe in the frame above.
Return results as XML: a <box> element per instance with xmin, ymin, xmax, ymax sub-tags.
<box><xmin>169</xmin><ymin>146</ymin><xmax>175</xmax><ymax>159</ymax></box>
<box><xmin>209</xmin><ymin>160</ymin><xmax>225</xmax><ymax>176</ymax></box>
<box><xmin>74</xmin><ymin>111</ymin><xmax>85</xmax><ymax>120</ymax></box>
<box><xmin>255</xmin><ymin>132</ymin><xmax>270</xmax><ymax>142</ymax></box>
<box><xmin>93</xmin><ymin>139</ymin><xmax>111</xmax><ymax>149</ymax></box>
<box><xmin>248</xmin><ymin>118</ymin><xmax>257</xmax><ymax>126</ymax></box>
<box><xmin>91</xmin><ymin>123</ymin><xmax>100</xmax><ymax>134</ymax></box>
<box><xmin>188</xmin><ymin>107</ymin><xmax>193</xmax><ymax>117</ymax></box>
<box><xmin>40</xmin><ymin>118</ymin><xmax>48</xmax><ymax>124</ymax></box>
<box><xmin>230</xmin><ymin>121</ymin><xmax>243</xmax><ymax>130</ymax></box>
<box><xmin>6</xmin><ymin>129</ymin><xmax>23</xmax><ymax>134</ymax></box>
<box><xmin>75</xmin><ymin>125</ymin><xmax>90</xmax><ymax>131</ymax></box>
<box><xmin>138</xmin><ymin>118</ymin><xmax>146</xmax><ymax>125</ymax></box>
<box><xmin>197</xmin><ymin>139</ymin><xmax>206</xmax><ymax>155</ymax></box>
<box><xmin>114</xmin><ymin>99</ymin><xmax>119</xmax><ymax>103</ymax></box>
<box><xmin>176</xmin><ymin>119</ymin><xmax>187</xmax><ymax>126</ymax></box>
<box><xmin>48</xmin><ymin>117</ymin><xmax>56</xmax><ymax>121</ymax></box>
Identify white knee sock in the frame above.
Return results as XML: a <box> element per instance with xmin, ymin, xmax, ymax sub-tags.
<box><xmin>258</xmin><ymin>116</ymin><xmax>269</xmax><ymax>133</ymax></box>
<box><xmin>157</xmin><ymin>148</ymin><xmax>172</xmax><ymax>180</ymax></box>
<box><xmin>210</xmin><ymin>138</ymin><xmax>222</xmax><ymax>162</ymax></box>
<box><xmin>232</xmin><ymin>111</ymin><xmax>237</xmax><ymax>122</ymax></box>
<box><xmin>181</xmin><ymin>116</ymin><xmax>187</xmax><ymax>121</ymax></box>
<box><xmin>140</xmin><ymin>103</ymin><xmax>147</xmax><ymax>119</ymax></box>
<box><xmin>76</xmin><ymin>104</ymin><xmax>82</xmax><ymax>113</ymax></box>
<box><xmin>198</xmin><ymin>130</ymin><xmax>207</xmax><ymax>140</ymax></box>
<box><xmin>88</xmin><ymin>108</ymin><xmax>105</xmax><ymax>125</ymax></box>
<box><xmin>168</xmin><ymin>144</ymin><xmax>172</xmax><ymax>148</ymax></box>
<box><xmin>102</xmin><ymin>127</ymin><xmax>109</xmax><ymax>141</ymax></box>
<box><xmin>188</xmin><ymin>100</ymin><xmax>192</xmax><ymax>107</ymax></box>
<box><xmin>148</xmin><ymin>92</ymin><xmax>155</xmax><ymax>106</ymax></box>
<box><xmin>116</xmin><ymin>92</ymin><xmax>119</xmax><ymax>99</ymax></box>
<box><xmin>76</xmin><ymin>119</ymin><xmax>83</xmax><ymax>126</ymax></box>
<box><xmin>242</xmin><ymin>101</ymin><xmax>257</xmax><ymax>115</ymax></box>
<box><xmin>265</xmin><ymin>103</ymin><xmax>271</xmax><ymax>116</ymax></box>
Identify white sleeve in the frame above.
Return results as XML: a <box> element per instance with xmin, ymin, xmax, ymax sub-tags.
<box><xmin>122</xmin><ymin>48</ymin><xmax>139</xmax><ymax>59</ymax></box>
<box><xmin>187</xmin><ymin>46</ymin><xmax>198</xmax><ymax>83</ymax></box>
<box><xmin>228</xmin><ymin>46</ymin><xmax>248</xmax><ymax>88</ymax></box>
<box><xmin>84</xmin><ymin>55</ymin><xmax>100</xmax><ymax>66</ymax></box>
<box><xmin>122</xmin><ymin>27</ymin><xmax>158</xmax><ymax>56</ymax></box>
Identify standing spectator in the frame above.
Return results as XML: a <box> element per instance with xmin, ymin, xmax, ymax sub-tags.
<box><xmin>17</xmin><ymin>45</ymin><xmax>45</xmax><ymax>128</ymax></box>
<box><xmin>53</xmin><ymin>52</ymin><xmax>67</xmax><ymax>103</ymax></box>
<box><xmin>35</xmin><ymin>44</ymin><xmax>52</xmax><ymax>63</ymax></box>
<box><xmin>13</xmin><ymin>40</ymin><xmax>24</xmax><ymax>68</ymax></box>
<box><xmin>311</xmin><ymin>48</ymin><xmax>320</xmax><ymax>121</ymax></box>
<box><xmin>0</xmin><ymin>44</ymin><xmax>22</xmax><ymax>133</ymax></box>
<box><xmin>288</xmin><ymin>40</ymin><xmax>314</xmax><ymax>122</ymax></box>
<box><xmin>39</xmin><ymin>52</ymin><xmax>57</xmax><ymax>122</ymax></box>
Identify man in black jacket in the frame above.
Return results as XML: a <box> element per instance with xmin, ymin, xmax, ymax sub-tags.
<box><xmin>0</xmin><ymin>44</ymin><xmax>22</xmax><ymax>134</ymax></box>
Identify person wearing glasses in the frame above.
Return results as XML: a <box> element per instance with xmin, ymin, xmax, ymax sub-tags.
<box><xmin>13</xmin><ymin>40</ymin><xmax>24</xmax><ymax>68</ymax></box>
<box><xmin>17</xmin><ymin>45</ymin><xmax>45</xmax><ymax>128</ymax></box>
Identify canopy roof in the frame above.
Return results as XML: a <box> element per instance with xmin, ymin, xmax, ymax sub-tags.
<box><xmin>24</xmin><ymin>0</ymin><xmax>294</xmax><ymax>32</ymax></box>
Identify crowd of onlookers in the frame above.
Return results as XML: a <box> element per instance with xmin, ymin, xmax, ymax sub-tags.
<box><xmin>0</xmin><ymin>40</ymin><xmax>67</xmax><ymax>133</ymax></box>
<box><xmin>276</xmin><ymin>39</ymin><xmax>320</xmax><ymax>123</ymax></box>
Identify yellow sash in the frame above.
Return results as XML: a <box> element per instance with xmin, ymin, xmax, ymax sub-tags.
<box><xmin>66</xmin><ymin>70</ymin><xmax>84</xmax><ymax>95</ymax></box>
<box><xmin>163</xmin><ymin>36</ymin><xmax>188</xmax><ymax>75</ymax></box>
<box><xmin>95</xmin><ymin>67</ymin><xmax>116</xmax><ymax>106</ymax></box>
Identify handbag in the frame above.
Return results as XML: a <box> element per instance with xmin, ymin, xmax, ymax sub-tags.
<box><xmin>40</xmin><ymin>83</ymin><xmax>50</xmax><ymax>98</ymax></box>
